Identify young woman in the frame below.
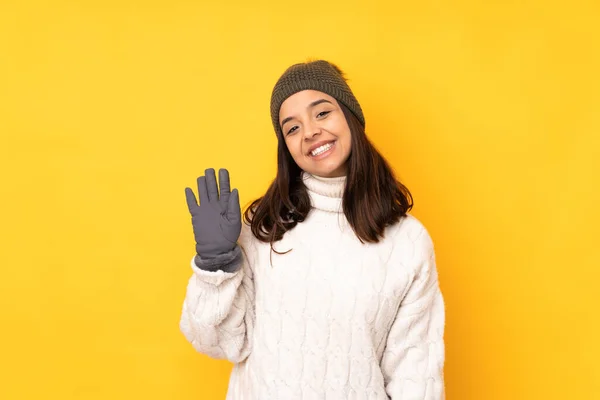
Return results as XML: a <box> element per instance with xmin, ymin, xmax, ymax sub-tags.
<box><xmin>180</xmin><ymin>60</ymin><xmax>446</xmax><ymax>399</ymax></box>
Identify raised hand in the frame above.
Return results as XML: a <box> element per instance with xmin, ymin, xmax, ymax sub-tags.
<box><xmin>185</xmin><ymin>168</ymin><xmax>242</xmax><ymax>259</ymax></box>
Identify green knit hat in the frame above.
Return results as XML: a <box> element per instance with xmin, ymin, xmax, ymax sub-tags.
<box><xmin>270</xmin><ymin>60</ymin><xmax>365</xmax><ymax>137</ymax></box>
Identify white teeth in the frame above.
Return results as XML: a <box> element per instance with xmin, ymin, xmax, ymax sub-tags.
<box><xmin>311</xmin><ymin>142</ymin><xmax>334</xmax><ymax>156</ymax></box>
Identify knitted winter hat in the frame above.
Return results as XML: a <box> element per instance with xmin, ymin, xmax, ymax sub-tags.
<box><xmin>270</xmin><ymin>60</ymin><xmax>365</xmax><ymax>137</ymax></box>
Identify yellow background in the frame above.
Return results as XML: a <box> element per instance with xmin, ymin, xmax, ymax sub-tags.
<box><xmin>1</xmin><ymin>0</ymin><xmax>599</xmax><ymax>399</ymax></box>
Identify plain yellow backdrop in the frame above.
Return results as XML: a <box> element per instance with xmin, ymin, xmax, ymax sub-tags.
<box><xmin>1</xmin><ymin>0</ymin><xmax>599</xmax><ymax>399</ymax></box>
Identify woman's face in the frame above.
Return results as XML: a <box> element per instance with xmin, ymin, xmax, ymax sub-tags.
<box><xmin>279</xmin><ymin>90</ymin><xmax>351</xmax><ymax>178</ymax></box>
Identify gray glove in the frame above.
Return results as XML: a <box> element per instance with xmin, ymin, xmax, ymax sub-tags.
<box><xmin>185</xmin><ymin>168</ymin><xmax>242</xmax><ymax>259</ymax></box>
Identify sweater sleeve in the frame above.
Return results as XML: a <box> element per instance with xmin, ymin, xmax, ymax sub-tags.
<box><xmin>179</xmin><ymin>224</ymin><xmax>256</xmax><ymax>363</ymax></box>
<box><xmin>381</xmin><ymin>227</ymin><xmax>446</xmax><ymax>399</ymax></box>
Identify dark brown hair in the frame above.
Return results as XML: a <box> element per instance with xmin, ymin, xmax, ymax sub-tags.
<box><xmin>243</xmin><ymin>102</ymin><xmax>413</xmax><ymax>255</ymax></box>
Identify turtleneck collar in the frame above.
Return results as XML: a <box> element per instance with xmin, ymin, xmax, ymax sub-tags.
<box><xmin>301</xmin><ymin>171</ymin><xmax>346</xmax><ymax>213</ymax></box>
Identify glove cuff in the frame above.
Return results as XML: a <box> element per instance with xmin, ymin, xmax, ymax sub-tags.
<box><xmin>194</xmin><ymin>245</ymin><xmax>243</xmax><ymax>273</ymax></box>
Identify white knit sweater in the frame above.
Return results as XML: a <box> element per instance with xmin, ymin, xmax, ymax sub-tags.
<box><xmin>180</xmin><ymin>172</ymin><xmax>446</xmax><ymax>399</ymax></box>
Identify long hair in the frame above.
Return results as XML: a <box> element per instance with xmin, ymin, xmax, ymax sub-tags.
<box><xmin>243</xmin><ymin>102</ymin><xmax>413</xmax><ymax>256</ymax></box>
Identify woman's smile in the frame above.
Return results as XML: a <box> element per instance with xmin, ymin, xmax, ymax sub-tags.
<box><xmin>308</xmin><ymin>140</ymin><xmax>336</xmax><ymax>160</ymax></box>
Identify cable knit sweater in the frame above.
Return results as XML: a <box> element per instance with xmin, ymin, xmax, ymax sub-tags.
<box><xmin>179</xmin><ymin>172</ymin><xmax>446</xmax><ymax>399</ymax></box>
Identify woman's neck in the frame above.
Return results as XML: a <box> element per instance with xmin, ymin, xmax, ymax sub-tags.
<box><xmin>301</xmin><ymin>171</ymin><xmax>346</xmax><ymax>213</ymax></box>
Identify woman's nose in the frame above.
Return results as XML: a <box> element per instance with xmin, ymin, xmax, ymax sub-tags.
<box><xmin>303</xmin><ymin>120</ymin><xmax>321</xmax><ymax>139</ymax></box>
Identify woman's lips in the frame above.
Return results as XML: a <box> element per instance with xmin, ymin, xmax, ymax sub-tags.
<box><xmin>309</xmin><ymin>140</ymin><xmax>336</xmax><ymax>160</ymax></box>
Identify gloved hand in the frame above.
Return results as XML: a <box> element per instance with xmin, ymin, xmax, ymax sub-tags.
<box><xmin>185</xmin><ymin>168</ymin><xmax>242</xmax><ymax>259</ymax></box>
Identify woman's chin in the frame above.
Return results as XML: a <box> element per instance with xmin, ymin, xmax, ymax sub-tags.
<box><xmin>303</xmin><ymin>163</ymin><xmax>347</xmax><ymax>178</ymax></box>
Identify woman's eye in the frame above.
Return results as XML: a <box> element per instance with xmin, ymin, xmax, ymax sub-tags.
<box><xmin>317</xmin><ymin>111</ymin><xmax>331</xmax><ymax>118</ymax></box>
<box><xmin>287</xmin><ymin>126</ymin><xmax>298</xmax><ymax>135</ymax></box>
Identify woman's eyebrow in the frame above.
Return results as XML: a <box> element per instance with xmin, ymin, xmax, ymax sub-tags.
<box><xmin>308</xmin><ymin>99</ymin><xmax>332</xmax><ymax>109</ymax></box>
<box><xmin>280</xmin><ymin>99</ymin><xmax>333</xmax><ymax>128</ymax></box>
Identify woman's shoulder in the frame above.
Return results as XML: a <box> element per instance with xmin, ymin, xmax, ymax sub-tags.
<box><xmin>387</xmin><ymin>212</ymin><xmax>435</xmax><ymax>255</ymax></box>
<box><xmin>238</xmin><ymin>220</ymin><xmax>270</xmax><ymax>251</ymax></box>
<box><xmin>239</xmin><ymin>220</ymin><xmax>257</xmax><ymax>246</ymax></box>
